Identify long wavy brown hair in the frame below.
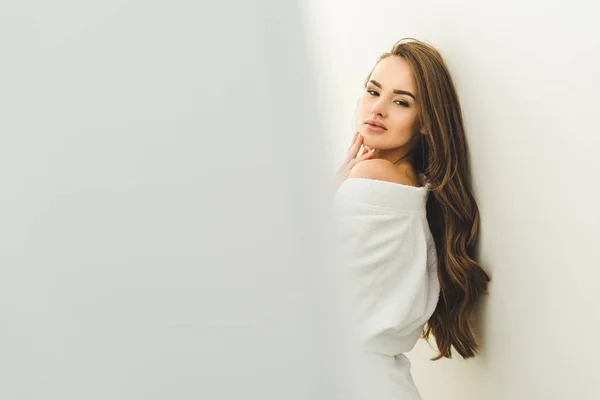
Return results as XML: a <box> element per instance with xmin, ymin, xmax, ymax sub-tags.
<box><xmin>363</xmin><ymin>38</ymin><xmax>491</xmax><ymax>361</ymax></box>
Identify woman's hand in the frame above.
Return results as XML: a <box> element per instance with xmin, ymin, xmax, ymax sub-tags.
<box><xmin>334</xmin><ymin>132</ymin><xmax>375</xmax><ymax>191</ymax></box>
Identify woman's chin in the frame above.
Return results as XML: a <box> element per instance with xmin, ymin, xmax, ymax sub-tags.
<box><xmin>362</xmin><ymin>134</ymin><xmax>384</xmax><ymax>147</ymax></box>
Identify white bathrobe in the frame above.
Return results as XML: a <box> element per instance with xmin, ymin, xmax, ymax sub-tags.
<box><xmin>333</xmin><ymin>177</ymin><xmax>440</xmax><ymax>400</ymax></box>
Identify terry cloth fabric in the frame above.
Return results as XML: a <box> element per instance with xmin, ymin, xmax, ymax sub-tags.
<box><xmin>333</xmin><ymin>177</ymin><xmax>440</xmax><ymax>400</ymax></box>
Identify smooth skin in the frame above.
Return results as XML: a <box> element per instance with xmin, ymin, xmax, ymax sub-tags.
<box><xmin>335</xmin><ymin>55</ymin><xmax>427</xmax><ymax>191</ymax></box>
<box><xmin>334</xmin><ymin>132</ymin><xmax>421</xmax><ymax>192</ymax></box>
<box><xmin>333</xmin><ymin>131</ymin><xmax>375</xmax><ymax>191</ymax></box>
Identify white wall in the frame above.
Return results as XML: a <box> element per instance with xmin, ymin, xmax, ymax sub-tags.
<box><xmin>301</xmin><ymin>0</ymin><xmax>600</xmax><ymax>399</ymax></box>
<box><xmin>0</xmin><ymin>1</ymin><xmax>344</xmax><ymax>399</ymax></box>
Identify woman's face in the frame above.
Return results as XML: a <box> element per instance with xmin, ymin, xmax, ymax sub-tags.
<box><xmin>356</xmin><ymin>56</ymin><xmax>422</xmax><ymax>151</ymax></box>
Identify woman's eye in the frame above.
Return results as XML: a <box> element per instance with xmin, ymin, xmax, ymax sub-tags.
<box><xmin>367</xmin><ymin>89</ymin><xmax>408</xmax><ymax>107</ymax></box>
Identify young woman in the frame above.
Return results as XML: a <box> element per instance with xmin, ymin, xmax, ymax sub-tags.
<box><xmin>333</xmin><ymin>38</ymin><xmax>491</xmax><ymax>399</ymax></box>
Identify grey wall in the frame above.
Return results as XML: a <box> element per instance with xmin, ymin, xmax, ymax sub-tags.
<box><xmin>0</xmin><ymin>1</ymin><xmax>341</xmax><ymax>398</ymax></box>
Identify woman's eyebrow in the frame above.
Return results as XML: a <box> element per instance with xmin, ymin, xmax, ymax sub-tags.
<box><xmin>369</xmin><ymin>79</ymin><xmax>416</xmax><ymax>100</ymax></box>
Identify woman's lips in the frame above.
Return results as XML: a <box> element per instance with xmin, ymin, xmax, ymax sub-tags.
<box><xmin>365</xmin><ymin>123</ymin><xmax>386</xmax><ymax>133</ymax></box>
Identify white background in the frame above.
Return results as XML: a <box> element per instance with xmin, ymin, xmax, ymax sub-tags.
<box><xmin>300</xmin><ymin>0</ymin><xmax>600</xmax><ymax>399</ymax></box>
<box><xmin>3</xmin><ymin>1</ymin><xmax>599</xmax><ymax>399</ymax></box>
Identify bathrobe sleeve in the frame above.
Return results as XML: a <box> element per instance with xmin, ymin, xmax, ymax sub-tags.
<box><xmin>333</xmin><ymin>178</ymin><xmax>440</xmax><ymax>356</ymax></box>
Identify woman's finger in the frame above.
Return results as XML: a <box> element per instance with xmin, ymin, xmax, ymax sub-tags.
<box><xmin>348</xmin><ymin>148</ymin><xmax>375</xmax><ymax>168</ymax></box>
<box><xmin>362</xmin><ymin>147</ymin><xmax>375</xmax><ymax>159</ymax></box>
<box><xmin>345</xmin><ymin>134</ymin><xmax>363</xmax><ymax>161</ymax></box>
<box><xmin>347</xmin><ymin>131</ymin><xmax>359</xmax><ymax>151</ymax></box>
<box><xmin>349</xmin><ymin>133</ymin><xmax>363</xmax><ymax>153</ymax></box>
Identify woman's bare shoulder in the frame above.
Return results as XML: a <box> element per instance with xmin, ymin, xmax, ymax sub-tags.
<box><xmin>347</xmin><ymin>159</ymin><xmax>419</xmax><ymax>187</ymax></box>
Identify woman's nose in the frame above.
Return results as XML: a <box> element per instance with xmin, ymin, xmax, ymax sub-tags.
<box><xmin>371</xmin><ymin>100</ymin><xmax>386</xmax><ymax>117</ymax></box>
